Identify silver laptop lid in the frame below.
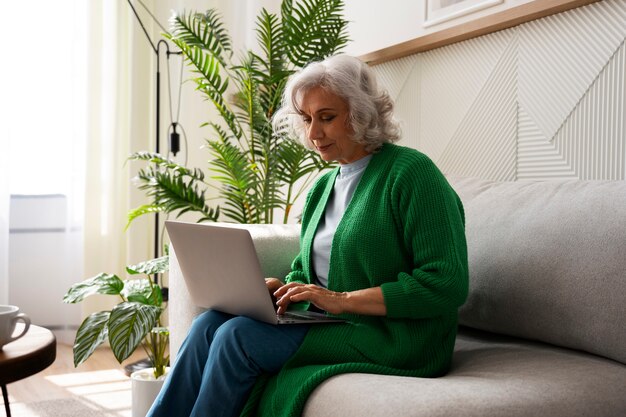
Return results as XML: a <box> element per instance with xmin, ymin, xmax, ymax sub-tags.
<box><xmin>165</xmin><ymin>221</ymin><xmax>278</xmax><ymax>324</ymax></box>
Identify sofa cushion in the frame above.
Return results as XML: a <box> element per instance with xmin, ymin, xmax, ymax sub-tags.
<box><xmin>449</xmin><ymin>178</ymin><xmax>626</xmax><ymax>364</ymax></box>
<box><xmin>303</xmin><ymin>328</ymin><xmax>626</xmax><ymax>417</ymax></box>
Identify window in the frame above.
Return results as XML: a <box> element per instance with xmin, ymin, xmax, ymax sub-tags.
<box><xmin>2</xmin><ymin>1</ymin><xmax>87</xmax><ymax>195</ymax></box>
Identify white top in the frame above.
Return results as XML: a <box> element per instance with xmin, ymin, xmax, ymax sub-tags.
<box><xmin>312</xmin><ymin>155</ymin><xmax>372</xmax><ymax>287</ymax></box>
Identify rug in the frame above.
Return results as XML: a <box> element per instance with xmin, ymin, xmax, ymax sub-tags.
<box><xmin>9</xmin><ymin>398</ymin><xmax>127</xmax><ymax>417</ymax></box>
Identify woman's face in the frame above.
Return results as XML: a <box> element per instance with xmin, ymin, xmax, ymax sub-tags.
<box><xmin>299</xmin><ymin>86</ymin><xmax>369</xmax><ymax>165</ymax></box>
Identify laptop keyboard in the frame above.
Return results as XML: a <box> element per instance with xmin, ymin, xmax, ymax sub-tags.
<box><xmin>281</xmin><ymin>312</ymin><xmax>317</xmax><ymax>320</ymax></box>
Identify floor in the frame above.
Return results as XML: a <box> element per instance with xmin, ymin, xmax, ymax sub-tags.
<box><xmin>5</xmin><ymin>342</ymin><xmax>146</xmax><ymax>416</ymax></box>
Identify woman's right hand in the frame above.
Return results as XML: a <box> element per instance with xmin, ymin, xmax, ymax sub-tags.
<box><xmin>265</xmin><ymin>278</ymin><xmax>284</xmax><ymax>310</ymax></box>
<box><xmin>265</xmin><ymin>278</ymin><xmax>284</xmax><ymax>293</ymax></box>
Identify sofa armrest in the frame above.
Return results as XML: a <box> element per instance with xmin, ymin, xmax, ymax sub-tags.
<box><xmin>168</xmin><ymin>223</ymin><xmax>301</xmax><ymax>361</ymax></box>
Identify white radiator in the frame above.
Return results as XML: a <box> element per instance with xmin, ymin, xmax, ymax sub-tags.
<box><xmin>9</xmin><ymin>194</ymin><xmax>81</xmax><ymax>344</ymax></box>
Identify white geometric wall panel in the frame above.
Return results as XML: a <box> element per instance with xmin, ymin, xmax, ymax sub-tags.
<box><xmin>517</xmin><ymin>107</ymin><xmax>577</xmax><ymax>180</ymax></box>
<box><xmin>372</xmin><ymin>0</ymin><xmax>626</xmax><ymax>181</ymax></box>
<box><xmin>438</xmin><ymin>34</ymin><xmax>518</xmax><ymax>181</ymax></box>
<box><xmin>373</xmin><ymin>55</ymin><xmax>418</xmax><ymax>103</ymax></box>
<box><xmin>419</xmin><ymin>30</ymin><xmax>514</xmax><ymax>162</ymax></box>
<box><xmin>394</xmin><ymin>60</ymin><xmax>421</xmax><ymax>151</ymax></box>
<box><xmin>554</xmin><ymin>40</ymin><xmax>626</xmax><ymax>180</ymax></box>
<box><xmin>374</xmin><ymin>55</ymin><xmax>422</xmax><ymax>150</ymax></box>
<box><xmin>519</xmin><ymin>0</ymin><xmax>626</xmax><ymax>142</ymax></box>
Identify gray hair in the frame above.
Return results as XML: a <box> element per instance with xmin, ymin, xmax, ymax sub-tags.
<box><xmin>273</xmin><ymin>55</ymin><xmax>400</xmax><ymax>152</ymax></box>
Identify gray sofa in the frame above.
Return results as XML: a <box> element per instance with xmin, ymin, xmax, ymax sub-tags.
<box><xmin>168</xmin><ymin>177</ymin><xmax>626</xmax><ymax>416</ymax></box>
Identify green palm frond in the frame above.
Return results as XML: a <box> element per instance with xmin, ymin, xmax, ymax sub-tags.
<box><xmin>274</xmin><ymin>139</ymin><xmax>334</xmax><ymax>221</ymax></box>
<box><xmin>231</xmin><ymin>53</ymin><xmax>272</xmax><ymax>159</ymax></box>
<box><xmin>125</xmin><ymin>204</ymin><xmax>165</xmax><ymax>230</ymax></box>
<box><xmin>254</xmin><ymin>9</ymin><xmax>293</xmax><ymax>119</ymax></box>
<box><xmin>208</xmin><ymin>122</ymin><xmax>236</xmax><ymax>146</ymax></box>
<box><xmin>281</xmin><ymin>0</ymin><xmax>349</xmax><ymax>67</ymax></box>
<box><xmin>206</xmin><ymin>140</ymin><xmax>262</xmax><ymax>223</ymax></box>
<box><xmin>275</xmin><ymin>139</ymin><xmax>329</xmax><ymax>184</ymax></box>
<box><xmin>135</xmin><ymin>166</ymin><xmax>219</xmax><ymax>222</ymax></box>
<box><xmin>174</xmin><ymin>40</ymin><xmax>241</xmax><ymax>139</ymax></box>
<box><xmin>129</xmin><ymin>152</ymin><xmax>206</xmax><ymax>182</ymax></box>
<box><xmin>168</xmin><ymin>10</ymin><xmax>232</xmax><ymax>66</ymax></box>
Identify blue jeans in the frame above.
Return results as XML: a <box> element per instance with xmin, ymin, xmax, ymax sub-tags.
<box><xmin>146</xmin><ymin>310</ymin><xmax>310</xmax><ymax>417</ymax></box>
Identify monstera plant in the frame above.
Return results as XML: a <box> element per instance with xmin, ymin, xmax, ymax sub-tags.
<box><xmin>128</xmin><ymin>0</ymin><xmax>349</xmax><ymax>225</ymax></box>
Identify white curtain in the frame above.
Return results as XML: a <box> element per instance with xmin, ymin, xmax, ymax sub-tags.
<box><xmin>82</xmin><ymin>1</ymin><xmax>154</xmax><ymax>317</ymax></box>
<box><xmin>0</xmin><ymin>119</ymin><xmax>7</xmax><ymax>306</ymax></box>
<box><xmin>0</xmin><ymin>1</ymin><xmax>88</xmax><ymax>331</ymax></box>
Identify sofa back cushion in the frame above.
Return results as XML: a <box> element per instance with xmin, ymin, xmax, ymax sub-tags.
<box><xmin>449</xmin><ymin>178</ymin><xmax>626</xmax><ymax>364</ymax></box>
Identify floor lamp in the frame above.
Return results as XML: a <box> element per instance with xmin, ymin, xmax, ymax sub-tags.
<box><xmin>126</xmin><ymin>0</ymin><xmax>181</xmax><ymax>375</ymax></box>
<box><xmin>127</xmin><ymin>0</ymin><xmax>181</xmax><ymax>279</ymax></box>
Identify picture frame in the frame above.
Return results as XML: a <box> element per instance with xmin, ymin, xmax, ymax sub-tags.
<box><xmin>424</xmin><ymin>0</ymin><xmax>504</xmax><ymax>28</ymax></box>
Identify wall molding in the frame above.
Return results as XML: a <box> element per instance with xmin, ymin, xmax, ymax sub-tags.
<box><xmin>360</xmin><ymin>0</ymin><xmax>600</xmax><ymax>66</ymax></box>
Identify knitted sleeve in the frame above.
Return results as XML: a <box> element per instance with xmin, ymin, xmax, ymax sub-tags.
<box><xmin>285</xmin><ymin>256</ymin><xmax>307</xmax><ymax>284</ymax></box>
<box><xmin>380</xmin><ymin>155</ymin><xmax>469</xmax><ymax>319</ymax></box>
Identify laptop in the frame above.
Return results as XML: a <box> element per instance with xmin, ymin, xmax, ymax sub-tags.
<box><xmin>165</xmin><ymin>221</ymin><xmax>345</xmax><ymax>325</ymax></box>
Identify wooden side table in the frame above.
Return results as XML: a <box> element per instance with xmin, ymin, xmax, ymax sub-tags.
<box><xmin>0</xmin><ymin>324</ymin><xmax>56</xmax><ymax>417</ymax></box>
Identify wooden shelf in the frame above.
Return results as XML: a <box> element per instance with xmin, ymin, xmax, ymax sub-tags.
<box><xmin>360</xmin><ymin>0</ymin><xmax>600</xmax><ymax>65</ymax></box>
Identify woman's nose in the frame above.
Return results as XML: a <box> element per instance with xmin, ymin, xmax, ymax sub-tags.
<box><xmin>307</xmin><ymin>120</ymin><xmax>323</xmax><ymax>140</ymax></box>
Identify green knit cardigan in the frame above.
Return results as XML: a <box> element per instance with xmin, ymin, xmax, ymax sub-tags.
<box><xmin>242</xmin><ymin>143</ymin><xmax>469</xmax><ymax>416</ymax></box>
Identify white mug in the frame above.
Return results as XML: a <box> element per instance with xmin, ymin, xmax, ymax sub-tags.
<box><xmin>0</xmin><ymin>305</ymin><xmax>31</xmax><ymax>349</ymax></box>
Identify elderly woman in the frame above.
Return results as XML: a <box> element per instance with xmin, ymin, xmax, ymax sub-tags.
<box><xmin>147</xmin><ymin>54</ymin><xmax>468</xmax><ymax>417</ymax></box>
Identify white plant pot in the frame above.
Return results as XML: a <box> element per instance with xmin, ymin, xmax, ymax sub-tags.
<box><xmin>131</xmin><ymin>367</ymin><xmax>170</xmax><ymax>417</ymax></box>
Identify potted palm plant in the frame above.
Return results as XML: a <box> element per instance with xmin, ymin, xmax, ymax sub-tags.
<box><xmin>128</xmin><ymin>0</ymin><xmax>349</xmax><ymax>226</ymax></box>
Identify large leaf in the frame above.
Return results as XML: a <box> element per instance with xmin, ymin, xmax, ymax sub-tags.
<box><xmin>63</xmin><ymin>273</ymin><xmax>124</xmax><ymax>304</ymax></box>
<box><xmin>123</xmin><ymin>279</ymin><xmax>164</xmax><ymax>307</ymax></box>
<box><xmin>126</xmin><ymin>255</ymin><xmax>169</xmax><ymax>276</ymax></box>
<box><xmin>108</xmin><ymin>302</ymin><xmax>161</xmax><ymax>363</ymax></box>
<box><xmin>73</xmin><ymin>311</ymin><xmax>110</xmax><ymax>367</ymax></box>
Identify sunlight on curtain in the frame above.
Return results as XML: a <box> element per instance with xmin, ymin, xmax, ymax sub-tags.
<box><xmin>0</xmin><ymin>123</ymin><xmax>7</xmax><ymax>305</ymax></box>
<box><xmin>0</xmin><ymin>1</ymin><xmax>153</xmax><ymax>330</ymax></box>
<box><xmin>82</xmin><ymin>0</ymin><xmax>153</xmax><ymax>317</ymax></box>
<box><xmin>0</xmin><ymin>1</ymin><xmax>86</xmax><ymax>328</ymax></box>
<box><xmin>0</xmin><ymin>38</ymin><xmax>7</xmax><ymax>304</ymax></box>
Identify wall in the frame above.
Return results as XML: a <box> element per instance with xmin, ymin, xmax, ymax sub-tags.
<box><xmin>371</xmin><ymin>0</ymin><xmax>626</xmax><ymax>180</ymax></box>
<box><xmin>343</xmin><ymin>0</ymin><xmax>533</xmax><ymax>57</ymax></box>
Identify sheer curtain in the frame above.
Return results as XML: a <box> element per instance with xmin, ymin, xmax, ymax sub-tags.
<box><xmin>0</xmin><ymin>1</ymin><xmax>87</xmax><ymax>327</ymax></box>
<box><xmin>82</xmin><ymin>1</ymin><xmax>153</xmax><ymax>317</ymax></box>
<box><xmin>0</xmin><ymin>122</ymin><xmax>7</xmax><ymax>305</ymax></box>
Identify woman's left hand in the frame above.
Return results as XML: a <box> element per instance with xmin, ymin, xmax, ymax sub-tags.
<box><xmin>274</xmin><ymin>283</ymin><xmax>347</xmax><ymax>315</ymax></box>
